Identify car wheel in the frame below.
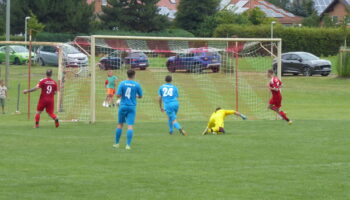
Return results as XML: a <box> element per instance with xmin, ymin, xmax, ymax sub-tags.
<box><xmin>14</xmin><ymin>57</ymin><xmax>21</xmax><ymax>65</ymax></box>
<box><xmin>293</xmin><ymin>73</ymin><xmax>299</xmax><ymax>76</ymax></box>
<box><xmin>303</xmin><ymin>67</ymin><xmax>312</xmax><ymax>76</ymax></box>
<box><xmin>140</xmin><ymin>67</ymin><xmax>146</xmax><ymax>70</ymax></box>
<box><xmin>212</xmin><ymin>67</ymin><xmax>219</xmax><ymax>73</ymax></box>
<box><xmin>38</xmin><ymin>58</ymin><xmax>45</xmax><ymax>66</ymax></box>
<box><xmin>321</xmin><ymin>73</ymin><xmax>330</xmax><ymax>76</ymax></box>
<box><xmin>167</xmin><ymin>62</ymin><xmax>176</xmax><ymax>73</ymax></box>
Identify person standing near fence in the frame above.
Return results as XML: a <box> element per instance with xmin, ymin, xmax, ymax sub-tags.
<box><xmin>0</xmin><ymin>80</ymin><xmax>8</xmax><ymax>114</ymax></box>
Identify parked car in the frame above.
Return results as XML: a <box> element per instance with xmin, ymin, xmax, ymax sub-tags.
<box><xmin>36</xmin><ymin>44</ymin><xmax>88</xmax><ymax>67</ymax></box>
<box><xmin>99</xmin><ymin>51</ymin><xmax>149</xmax><ymax>70</ymax></box>
<box><xmin>0</xmin><ymin>45</ymin><xmax>36</xmax><ymax>65</ymax></box>
<box><xmin>273</xmin><ymin>52</ymin><xmax>331</xmax><ymax>76</ymax></box>
<box><xmin>166</xmin><ymin>48</ymin><xmax>221</xmax><ymax>73</ymax></box>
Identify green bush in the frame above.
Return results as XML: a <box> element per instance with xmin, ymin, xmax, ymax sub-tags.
<box><xmin>93</xmin><ymin>29</ymin><xmax>195</xmax><ymax>37</ymax></box>
<box><xmin>0</xmin><ymin>35</ymin><xmax>24</xmax><ymax>41</ymax></box>
<box><xmin>35</xmin><ymin>32</ymin><xmax>76</xmax><ymax>42</ymax></box>
<box><xmin>214</xmin><ymin>24</ymin><xmax>346</xmax><ymax>56</ymax></box>
<box><xmin>337</xmin><ymin>50</ymin><xmax>350</xmax><ymax>77</ymax></box>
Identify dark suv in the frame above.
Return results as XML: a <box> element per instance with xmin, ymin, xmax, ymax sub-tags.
<box><xmin>99</xmin><ymin>51</ymin><xmax>149</xmax><ymax>70</ymax></box>
<box><xmin>273</xmin><ymin>52</ymin><xmax>331</xmax><ymax>76</ymax></box>
<box><xmin>166</xmin><ymin>48</ymin><xmax>221</xmax><ymax>73</ymax></box>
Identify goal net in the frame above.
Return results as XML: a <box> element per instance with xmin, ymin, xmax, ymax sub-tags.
<box><xmin>58</xmin><ymin>36</ymin><xmax>282</xmax><ymax>123</ymax></box>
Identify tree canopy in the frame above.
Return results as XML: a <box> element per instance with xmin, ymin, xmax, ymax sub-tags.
<box><xmin>197</xmin><ymin>8</ymin><xmax>274</xmax><ymax>37</ymax></box>
<box><xmin>8</xmin><ymin>0</ymin><xmax>94</xmax><ymax>34</ymax></box>
<box><xmin>0</xmin><ymin>2</ymin><xmax>5</xmax><ymax>35</ymax></box>
<box><xmin>100</xmin><ymin>0</ymin><xmax>169</xmax><ymax>32</ymax></box>
<box><xmin>175</xmin><ymin>0</ymin><xmax>220</xmax><ymax>34</ymax></box>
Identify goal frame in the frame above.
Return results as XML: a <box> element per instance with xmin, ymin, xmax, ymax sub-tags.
<box><xmin>89</xmin><ymin>35</ymin><xmax>282</xmax><ymax>123</ymax></box>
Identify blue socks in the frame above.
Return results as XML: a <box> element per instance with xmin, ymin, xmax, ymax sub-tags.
<box><xmin>174</xmin><ymin>122</ymin><xmax>181</xmax><ymax>130</ymax></box>
<box><xmin>126</xmin><ymin>129</ymin><xmax>134</xmax><ymax>146</ymax></box>
<box><xmin>168</xmin><ymin>119</ymin><xmax>174</xmax><ymax>134</ymax></box>
<box><xmin>115</xmin><ymin>128</ymin><xmax>122</xmax><ymax>144</ymax></box>
<box><xmin>116</xmin><ymin>128</ymin><xmax>134</xmax><ymax>147</ymax></box>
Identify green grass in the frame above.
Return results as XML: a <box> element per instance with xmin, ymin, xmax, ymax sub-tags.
<box><xmin>1</xmin><ymin>62</ymin><xmax>350</xmax><ymax>199</ymax></box>
<box><xmin>0</xmin><ymin>121</ymin><xmax>349</xmax><ymax>199</ymax></box>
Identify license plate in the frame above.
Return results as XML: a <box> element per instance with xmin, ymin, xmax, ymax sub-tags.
<box><xmin>212</xmin><ymin>60</ymin><xmax>218</xmax><ymax>62</ymax></box>
<box><xmin>139</xmin><ymin>63</ymin><xmax>146</xmax><ymax>66</ymax></box>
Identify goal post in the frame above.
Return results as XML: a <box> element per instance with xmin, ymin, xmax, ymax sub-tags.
<box><xmin>63</xmin><ymin>36</ymin><xmax>282</xmax><ymax>123</ymax></box>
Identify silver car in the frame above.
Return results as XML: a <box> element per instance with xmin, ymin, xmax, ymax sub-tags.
<box><xmin>36</xmin><ymin>44</ymin><xmax>88</xmax><ymax>67</ymax></box>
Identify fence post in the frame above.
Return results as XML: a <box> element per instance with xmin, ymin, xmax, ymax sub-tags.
<box><xmin>16</xmin><ymin>83</ymin><xmax>20</xmax><ymax>114</ymax></box>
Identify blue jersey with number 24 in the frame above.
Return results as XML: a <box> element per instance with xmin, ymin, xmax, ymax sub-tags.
<box><xmin>158</xmin><ymin>83</ymin><xmax>179</xmax><ymax>104</ymax></box>
<box><xmin>117</xmin><ymin>80</ymin><xmax>143</xmax><ymax>106</ymax></box>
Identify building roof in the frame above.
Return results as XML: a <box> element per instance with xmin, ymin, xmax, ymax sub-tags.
<box><xmin>314</xmin><ymin>0</ymin><xmax>333</xmax><ymax>15</ymax></box>
<box><xmin>227</xmin><ymin>0</ymin><xmax>303</xmax><ymax>24</ymax></box>
<box><xmin>157</xmin><ymin>0</ymin><xmax>179</xmax><ymax>19</ymax></box>
<box><xmin>319</xmin><ymin>0</ymin><xmax>350</xmax><ymax>15</ymax></box>
<box><xmin>157</xmin><ymin>0</ymin><xmax>179</xmax><ymax>10</ymax></box>
<box><xmin>313</xmin><ymin>0</ymin><xmax>350</xmax><ymax>15</ymax></box>
<box><xmin>86</xmin><ymin>0</ymin><xmax>302</xmax><ymax>23</ymax></box>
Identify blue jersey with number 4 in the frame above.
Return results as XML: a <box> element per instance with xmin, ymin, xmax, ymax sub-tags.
<box><xmin>158</xmin><ymin>83</ymin><xmax>179</xmax><ymax>104</ymax></box>
<box><xmin>117</xmin><ymin>80</ymin><xmax>143</xmax><ymax>106</ymax></box>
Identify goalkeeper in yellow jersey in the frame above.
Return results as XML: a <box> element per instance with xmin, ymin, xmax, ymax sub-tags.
<box><xmin>202</xmin><ymin>107</ymin><xmax>247</xmax><ymax>135</ymax></box>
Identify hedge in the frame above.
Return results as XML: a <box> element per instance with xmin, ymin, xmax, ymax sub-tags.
<box><xmin>35</xmin><ymin>32</ymin><xmax>76</xmax><ymax>42</ymax></box>
<box><xmin>93</xmin><ymin>29</ymin><xmax>195</xmax><ymax>37</ymax></box>
<box><xmin>337</xmin><ymin>50</ymin><xmax>350</xmax><ymax>77</ymax></box>
<box><xmin>0</xmin><ymin>35</ymin><xmax>24</xmax><ymax>41</ymax></box>
<box><xmin>214</xmin><ymin>24</ymin><xmax>347</xmax><ymax>56</ymax></box>
<box><xmin>1</xmin><ymin>28</ymin><xmax>194</xmax><ymax>43</ymax></box>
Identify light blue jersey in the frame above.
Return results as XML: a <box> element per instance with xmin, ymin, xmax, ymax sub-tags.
<box><xmin>117</xmin><ymin>80</ymin><xmax>143</xmax><ymax>107</ymax></box>
<box><xmin>158</xmin><ymin>83</ymin><xmax>179</xmax><ymax>104</ymax></box>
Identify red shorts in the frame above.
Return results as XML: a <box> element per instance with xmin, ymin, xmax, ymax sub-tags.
<box><xmin>269</xmin><ymin>95</ymin><xmax>282</xmax><ymax>109</ymax></box>
<box><xmin>37</xmin><ymin>99</ymin><xmax>54</xmax><ymax>114</ymax></box>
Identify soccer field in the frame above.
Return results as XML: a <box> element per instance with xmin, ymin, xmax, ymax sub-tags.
<box><xmin>1</xmin><ymin>65</ymin><xmax>350</xmax><ymax>199</ymax></box>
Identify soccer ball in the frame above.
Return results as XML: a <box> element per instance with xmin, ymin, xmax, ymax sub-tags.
<box><xmin>116</xmin><ymin>99</ymin><xmax>121</xmax><ymax>106</ymax></box>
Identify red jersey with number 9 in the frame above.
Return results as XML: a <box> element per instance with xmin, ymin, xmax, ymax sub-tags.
<box><xmin>37</xmin><ymin>78</ymin><xmax>57</xmax><ymax>101</ymax></box>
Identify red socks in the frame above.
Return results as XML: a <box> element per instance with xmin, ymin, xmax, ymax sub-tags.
<box><xmin>279</xmin><ymin>111</ymin><xmax>290</xmax><ymax>122</ymax></box>
<box><xmin>48</xmin><ymin>113</ymin><xmax>57</xmax><ymax>120</ymax></box>
<box><xmin>35</xmin><ymin>113</ymin><xmax>40</xmax><ymax>123</ymax></box>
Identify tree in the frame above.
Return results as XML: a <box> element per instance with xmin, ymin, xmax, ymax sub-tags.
<box><xmin>28</xmin><ymin>11</ymin><xmax>45</xmax><ymax>37</ymax></box>
<box><xmin>266</xmin><ymin>0</ymin><xmax>290</xmax><ymax>10</ymax></box>
<box><xmin>100</xmin><ymin>0</ymin><xmax>169</xmax><ymax>32</ymax></box>
<box><xmin>176</xmin><ymin>0</ymin><xmax>219</xmax><ymax>34</ymax></box>
<box><xmin>197</xmin><ymin>8</ymin><xmax>274</xmax><ymax>37</ymax></box>
<box><xmin>197</xmin><ymin>10</ymin><xmax>251</xmax><ymax>37</ymax></box>
<box><xmin>245</xmin><ymin>7</ymin><xmax>272</xmax><ymax>25</ymax></box>
<box><xmin>287</xmin><ymin>0</ymin><xmax>315</xmax><ymax>17</ymax></box>
<box><xmin>0</xmin><ymin>2</ymin><xmax>5</xmax><ymax>35</ymax></box>
<box><xmin>302</xmin><ymin>12</ymin><xmax>320</xmax><ymax>27</ymax></box>
<box><xmin>9</xmin><ymin>0</ymin><xmax>95</xmax><ymax>34</ymax></box>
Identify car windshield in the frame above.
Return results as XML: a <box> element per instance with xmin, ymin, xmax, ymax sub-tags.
<box><xmin>12</xmin><ymin>46</ymin><xmax>28</xmax><ymax>53</ymax></box>
<box><xmin>63</xmin><ymin>45</ymin><xmax>80</xmax><ymax>54</ymax></box>
<box><xmin>299</xmin><ymin>53</ymin><xmax>318</xmax><ymax>61</ymax></box>
<box><xmin>109</xmin><ymin>51</ymin><xmax>122</xmax><ymax>57</ymax></box>
<box><xmin>130</xmin><ymin>52</ymin><xmax>146</xmax><ymax>57</ymax></box>
<box><xmin>203</xmin><ymin>52</ymin><xmax>216</xmax><ymax>57</ymax></box>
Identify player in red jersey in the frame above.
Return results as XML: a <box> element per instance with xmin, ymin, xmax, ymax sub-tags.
<box><xmin>267</xmin><ymin>69</ymin><xmax>292</xmax><ymax>124</ymax></box>
<box><xmin>23</xmin><ymin>69</ymin><xmax>59</xmax><ymax>128</ymax></box>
